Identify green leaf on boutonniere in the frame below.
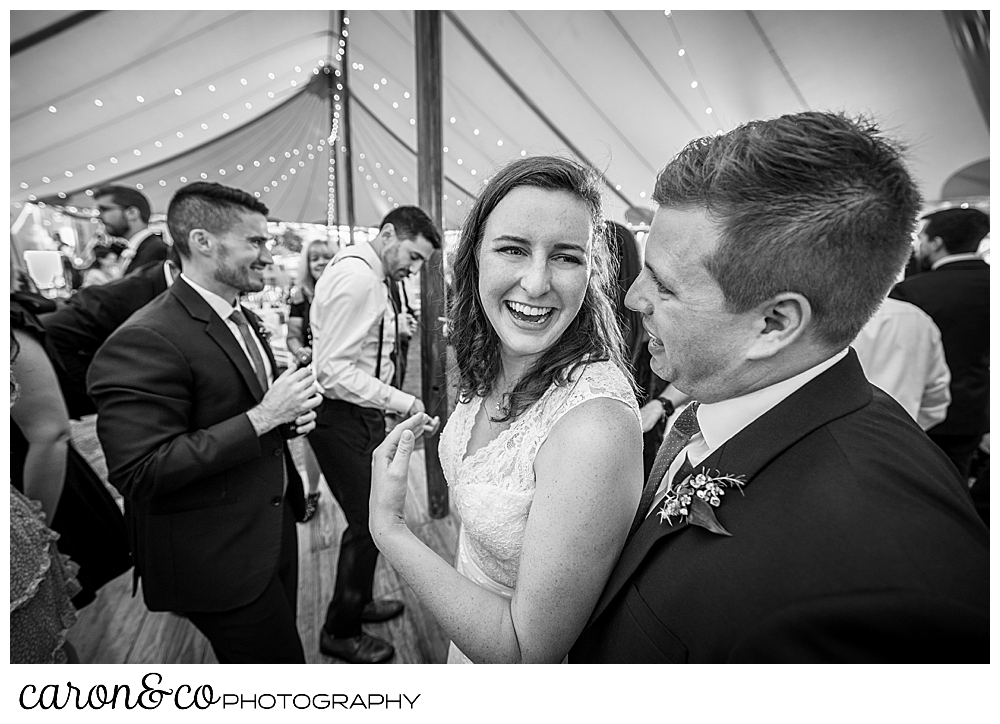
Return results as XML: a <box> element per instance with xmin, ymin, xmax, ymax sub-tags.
<box><xmin>687</xmin><ymin>497</ymin><xmax>733</xmax><ymax>536</ymax></box>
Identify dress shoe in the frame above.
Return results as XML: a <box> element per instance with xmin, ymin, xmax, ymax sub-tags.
<box><xmin>319</xmin><ymin>630</ymin><xmax>394</xmax><ymax>664</ymax></box>
<box><xmin>360</xmin><ymin>599</ymin><xmax>405</xmax><ymax>623</ymax></box>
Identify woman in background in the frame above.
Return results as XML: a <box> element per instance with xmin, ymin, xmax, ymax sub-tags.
<box><xmin>286</xmin><ymin>239</ymin><xmax>335</xmax><ymax>521</ymax></box>
<box><xmin>10</xmin><ymin>291</ymin><xmax>132</xmax><ymax>609</ymax></box>
<box><xmin>10</xmin><ymin>331</ymin><xmax>81</xmax><ymax>663</ymax></box>
<box><xmin>607</xmin><ymin>221</ymin><xmax>689</xmax><ymax>478</ymax></box>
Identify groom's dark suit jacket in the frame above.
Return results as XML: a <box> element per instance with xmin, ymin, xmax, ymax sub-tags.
<box><xmin>87</xmin><ymin>277</ymin><xmax>305</xmax><ymax>613</ymax></box>
<box><xmin>571</xmin><ymin>351</ymin><xmax>989</xmax><ymax>663</ymax></box>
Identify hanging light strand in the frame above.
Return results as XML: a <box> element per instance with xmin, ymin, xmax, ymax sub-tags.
<box><xmin>20</xmin><ymin>62</ymin><xmax>318</xmax><ymax>200</ymax></box>
<box><xmin>664</xmin><ymin>12</ymin><xmax>724</xmax><ymax>132</ymax></box>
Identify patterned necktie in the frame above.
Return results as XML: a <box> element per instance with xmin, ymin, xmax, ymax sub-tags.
<box><xmin>229</xmin><ymin>307</ymin><xmax>269</xmax><ymax>393</ymax></box>
<box><xmin>627</xmin><ymin>401</ymin><xmax>701</xmax><ymax>541</ymax></box>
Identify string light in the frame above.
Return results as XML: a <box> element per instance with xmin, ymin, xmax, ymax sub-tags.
<box><xmin>665</xmin><ymin>11</ymin><xmax>723</xmax><ymax>133</ymax></box>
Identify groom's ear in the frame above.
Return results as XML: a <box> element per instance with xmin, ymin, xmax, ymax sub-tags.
<box><xmin>746</xmin><ymin>293</ymin><xmax>811</xmax><ymax>360</ymax></box>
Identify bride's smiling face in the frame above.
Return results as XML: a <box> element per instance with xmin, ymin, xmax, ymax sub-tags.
<box><xmin>477</xmin><ymin>186</ymin><xmax>593</xmax><ymax>374</ymax></box>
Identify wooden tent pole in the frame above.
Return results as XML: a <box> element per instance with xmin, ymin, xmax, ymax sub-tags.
<box><xmin>415</xmin><ymin>10</ymin><xmax>450</xmax><ymax>518</ymax></box>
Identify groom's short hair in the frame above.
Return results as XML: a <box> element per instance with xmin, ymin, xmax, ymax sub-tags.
<box><xmin>653</xmin><ymin>111</ymin><xmax>922</xmax><ymax>350</ymax></box>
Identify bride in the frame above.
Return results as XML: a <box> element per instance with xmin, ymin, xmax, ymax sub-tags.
<box><xmin>369</xmin><ymin>156</ymin><xmax>643</xmax><ymax>663</ymax></box>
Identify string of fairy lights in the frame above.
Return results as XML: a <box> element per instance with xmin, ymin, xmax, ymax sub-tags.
<box><xmin>18</xmin><ymin>11</ymin><xmax>723</xmax><ymax>225</ymax></box>
<box><xmin>663</xmin><ymin>10</ymin><xmax>724</xmax><ymax>135</ymax></box>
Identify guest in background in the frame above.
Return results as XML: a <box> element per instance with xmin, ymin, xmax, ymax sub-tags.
<box><xmin>890</xmin><ymin>207</ymin><xmax>990</xmax><ymax>480</ymax></box>
<box><xmin>852</xmin><ymin>296</ymin><xmax>951</xmax><ymax>430</ymax></box>
<box><xmin>607</xmin><ymin>221</ymin><xmax>689</xmax><ymax>479</ymax></box>
<box><xmin>286</xmin><ymin>238</ymin><xmax>335</xmax><ymax>522</ymax></box>
<box><xmin>41</xmin><ymin>250</ymin><xmax>181</xmax><ymax>420</ymax></box>
<box><xmin>93</xmin><ymin>186</ymin><xmax>169</xmax><ymax>275</ymax></box>
<box><xmin>309</xmin><ymin>206</ymin><xmax>441</xmax><ymax>664</ymax></box>
<box><xmin>10</xmin><ymin>336</ymin><xmax>82</xmax><ymax>664</ymax></box>
<box><xmin>82</xmin><ymin>242</ymin><xmax>128</xmax><ymax>288</ymax></box>
<box><xmin>10</xmin><ymin>292</ymin><xmax>131</xmax><ymax>609</ymax></box>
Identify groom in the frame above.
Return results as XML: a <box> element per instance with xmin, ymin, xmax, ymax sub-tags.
<box><xmin>570</xmin><ymin>112</ymin><xmax>989</xmax><ymax>663</ymax></box>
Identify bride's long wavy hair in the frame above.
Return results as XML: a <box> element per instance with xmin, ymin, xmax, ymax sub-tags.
<box><xmin>450</xmin><ymin>155</ymin><xmax>630</xmax><ymax>422</ymax></box>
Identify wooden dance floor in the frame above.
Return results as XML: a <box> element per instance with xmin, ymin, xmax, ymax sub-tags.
<box><xmin>67</xmin><ymin>419</ymin><xmax>460</xmax><ymax>664</ymax></box>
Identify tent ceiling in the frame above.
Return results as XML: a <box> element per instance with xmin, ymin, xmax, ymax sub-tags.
<box><xmin>11</xmin><ymin>10</ymin><xmax>989</xmax><ymax>228</ymax></box>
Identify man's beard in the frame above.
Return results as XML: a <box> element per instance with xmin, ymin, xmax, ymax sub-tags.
<box><xmin>214</xmin><ymin>257</ymin><xmax>264</xmax><ymax>292</ymax></box>
<box><xmin>103</xmin><ymin>219</ymin><xmax>129</xmax><ymax>238</ymax></box>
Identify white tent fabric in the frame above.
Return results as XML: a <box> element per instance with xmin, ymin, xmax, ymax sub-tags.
<box><xmin>11</xmin><ymin>9</ymin><xmax>989</xmax><ymax>228</ymax></box>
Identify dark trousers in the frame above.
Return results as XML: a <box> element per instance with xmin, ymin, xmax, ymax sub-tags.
<box><xmin>187</xmin><ymin>500</ymin><xmax>304</xmax><ymax>663</ymax></box>
<box><xmin>308</xmin><ymin>398</ymin><xmax>385</xmax><ymax>638</ymax></box>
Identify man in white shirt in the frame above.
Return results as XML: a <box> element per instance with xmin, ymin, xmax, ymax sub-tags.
<box><xmin>852</xmin><ymin>297</ymin><xmax>951</xmax><ymax>429</ymax></box>
<box><xmin>309</xmin><ymin>206</ymin><xmax>441</xmax><ymax>663</ymax></box>
<box><xmin>571</xmin><ymin>111</ymin><xmax>988</xmax><ymax>663</ymax></box>
<box><xmin>89</xmin><ymin>182</ymin><xmax>323</xmax><ymax>663</ymax></box>
<box><xmin>94</xmin><ymin>185</ymin><xmax>170</xmax><ymax>274</ymax></box>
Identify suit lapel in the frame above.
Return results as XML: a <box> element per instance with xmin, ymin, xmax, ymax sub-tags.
<box><xmin>585</xmin><ymin>350</ymin><xmax>874</xmax><ymax>629</ymax></box>
<box><xmin>171</xmin><ymin>279</ymin><xmax>265</xmax><ymax>402</ymax></box>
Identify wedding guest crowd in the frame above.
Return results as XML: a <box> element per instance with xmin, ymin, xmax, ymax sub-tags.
<box><xmin>11</xmin><ymin>111</ymin><xmax>988</xmax><ymax>666</ymax></box>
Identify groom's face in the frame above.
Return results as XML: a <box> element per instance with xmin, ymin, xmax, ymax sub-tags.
<box><xmin>626</xmin><ymin>207</ymin><xmax>757</xmax><ymax>403</ymax></box>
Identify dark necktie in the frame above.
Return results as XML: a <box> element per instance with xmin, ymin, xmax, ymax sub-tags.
<box><xmin>384</xmin><ymin>279</ymin><xmax>402</xmax><ymax>387</ymax></box>
<box><xmin>229</xmin><ymin>307</ymin><xmax>269</xmax><ymax>394</ymax></box>
<box><xmin>627</xmin><ymin>401</ymin><xmax>701</xmax><ymax>541</ymax></box>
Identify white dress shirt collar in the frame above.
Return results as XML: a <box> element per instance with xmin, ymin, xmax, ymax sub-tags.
<box><xmin>179</xmin><ymin>273</ymin><xmax>239</xmax><ymax>320</ymax></box>
<box><xmin>697</xmin><ymin>348</ymin><xmax>849</xmax><ymax>453</ymax></box>
<box><xmin>348</xmin><ymin>239</ymin><xmax>387</xmax><ymax>281</ymax></box>
<box><xmin>931</xmin><ymin>252</ymin><xmax>984</xmax><ymax>270</ymax></box>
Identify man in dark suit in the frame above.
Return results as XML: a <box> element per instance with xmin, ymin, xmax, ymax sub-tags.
<box><xmin>94</xmin><ymin>185</ymin><xmax>170</xmax><ymax>274</ymax></box>
<box><xmin>88</xmin><ymin>182</ymin><xmax>323</xmax><ymax>663</ymax></box>
<box><xmin>570</xmin><ymin>112</ymin><xmax>989</xmax><ymax>663</ymax></box>
<box><xmin>890</xmin><ymin>208</ymin><xmax>990</xmax><ymax>479</ymax></box>
<box><xmin>41</xmin><ymin>253</ymin><xmax>180</xmax><ymax>419</ymax></box>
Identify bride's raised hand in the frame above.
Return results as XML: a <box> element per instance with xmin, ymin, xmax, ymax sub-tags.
<box><xmin>370</xmin><ymin>412</ymin><xmax>429</xmax><ymax>540</ymax></box>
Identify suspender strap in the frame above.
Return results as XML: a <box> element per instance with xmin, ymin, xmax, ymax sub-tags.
<box><xmin>332</xmin><ymin>253</ymin><xmax>385</xmax><ymax>380</ymax></box>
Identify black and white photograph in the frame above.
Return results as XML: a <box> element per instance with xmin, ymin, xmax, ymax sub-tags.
<box><xmin>8</xmin><ymin>5</ymin><xmax>990</xmax><ymax>721</ymax></box>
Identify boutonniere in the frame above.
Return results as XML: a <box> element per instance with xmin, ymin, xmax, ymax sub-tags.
<box><xmin>657</xmin><ymin>468</ymin><xmax>746</xmax><ymax>536</ymax></box>
<box><xmin>247</xmin><ymin>315</ymin><xmax>272</xmax><ymax>344</ymax></box>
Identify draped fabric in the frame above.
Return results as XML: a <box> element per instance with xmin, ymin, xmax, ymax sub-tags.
<box><xmin>943</xmin><ymin>10</ymin><xmax>990</xmax><ymax>128</ymax></box>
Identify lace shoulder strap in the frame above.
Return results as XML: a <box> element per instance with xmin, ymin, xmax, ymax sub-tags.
<box><xmin>514</xmin><ymin>361</ymin><xmax>639</xmax><ymax>473</ymax></box>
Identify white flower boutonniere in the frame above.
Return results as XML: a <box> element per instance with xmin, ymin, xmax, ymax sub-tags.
<box><xmin>254</xmin><ymin>322</ymin><xmax>273</xmax><ymax>345</ymax></box>
<box><xmin>657</xmin><ymin>468</ymin><xmax>746</xmax><ymax>536</ymax></box>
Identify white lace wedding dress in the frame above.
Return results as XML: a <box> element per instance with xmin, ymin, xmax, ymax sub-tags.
<box><xmin>438</xmin><ymin>359</ymin><xmax>639</xmax><ymax>663</ymax></box>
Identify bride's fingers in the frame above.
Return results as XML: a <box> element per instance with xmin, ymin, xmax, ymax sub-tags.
<box><xmin>390</xmin><ymin>429</ymin><xmax>416</xmax><ymax>474</ymax></box>
<box><xmin>376</xmin><ymin>413</ymin><xmax>427</xmax><ymax>467</ymax></box>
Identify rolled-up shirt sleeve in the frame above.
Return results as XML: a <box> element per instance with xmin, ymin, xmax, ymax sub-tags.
<box><xmin>310</xmin><ymin>257</ymin><xmax>415</xmax><ymax>415</ymax></box>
